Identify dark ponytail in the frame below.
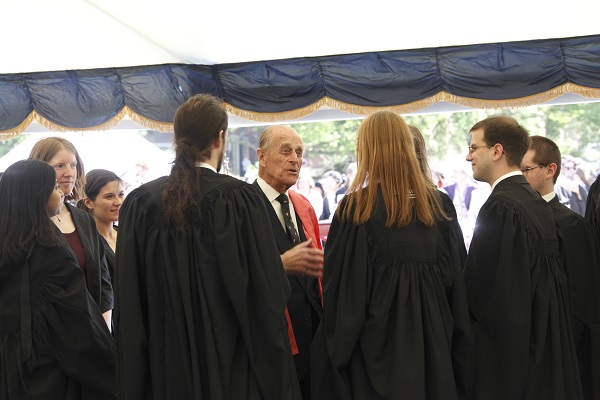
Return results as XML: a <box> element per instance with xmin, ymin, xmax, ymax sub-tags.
<box><xmin>163</xmin><ymin>94</ymin><xmax>228</xmax><ymax>231</ymax></box>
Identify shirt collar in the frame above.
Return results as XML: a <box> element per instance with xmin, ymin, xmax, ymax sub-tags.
<box><xmin>491</xmin><ymin>170</ymin><xmax>523</xmax><ymax>191</ymax></box>
<box><xmin>194</xmin><ymin>161</ymin><xmax>216</xmax><ymax>173</ymax></box>
<box><xmin>542</xmin><ymin>191</ymin><xmax>556</xmax><ymax>202</ymax></box>
<box><xmin>257</xmin><ymin>177</ymin><xmax>288</xmax><ymax>202</ymax></box>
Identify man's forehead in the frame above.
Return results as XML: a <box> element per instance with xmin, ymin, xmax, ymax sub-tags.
<box><xmin>523</xmin><ymin>149</ymin><xmax>536</xmax><ymax>162</ymax></box>
<box><xmin>275</xmin><ymin>135</ymin><xmax>304</xmax><ymax>150</ymax></box>
<box><xmin>470</xmin><ymin>128</ymin><xmax>484</xmax><ymax>142</ymax></box>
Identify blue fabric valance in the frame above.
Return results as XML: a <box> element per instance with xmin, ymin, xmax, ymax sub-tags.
<box><xmin>2</xmin><ymin>34</ymin><xmax>600</xmax><ymax>137</ymax></box>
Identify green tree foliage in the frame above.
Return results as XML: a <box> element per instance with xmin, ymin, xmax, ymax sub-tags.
<box><xmin>4</xmin><ymin>102</ymin><xmax>600</xmax><ymax>178</ymax></box>
<box><xmin>291</xmin><ymin>119</ymin><xmax>362</xmax><ymax>173</ymax></box>
<box><xmin>0</xmin><ymin>135</ymin><xmax>26</xmax><ymax>158</ymax></box>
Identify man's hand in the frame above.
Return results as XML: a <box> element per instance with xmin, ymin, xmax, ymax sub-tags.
<box><xmin>280</xmin><ymin>238</ymin><xmax>324</xmax><ymax>278</ymax></box>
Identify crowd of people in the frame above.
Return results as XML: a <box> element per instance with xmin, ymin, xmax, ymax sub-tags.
<box><xmin>1</xmin><ymin>94</ymin><xmax>599</xmax><ymax>400</ymax></box>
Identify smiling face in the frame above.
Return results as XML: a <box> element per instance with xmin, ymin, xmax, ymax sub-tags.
<box><xmin>258</xmin><ymin>128</ymin><xmax>304</xmax><ymax>193</ymax></box>
<box><xmin>466</xmin><ymin>128</ymin><xmax>495</xmax><ymax>184</ymax></box>
<box><xmin>48</xmin><ymin>149</ymin><xmax>78</xmax><ymax>197</ymax></box>
<box><xmin>85</xmin><ymin>180</ymin><xmax>125</xmax><ymax>223</ymax></box>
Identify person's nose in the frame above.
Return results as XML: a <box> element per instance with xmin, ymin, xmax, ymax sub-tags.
<box><xmin>115</xmin><ymin>197</ymin><xmax>124</xmax><ymax>206</ymax></box>
<box><xmin>466</xmin><ymin>152</ymin><xmax>473</xmax><ymax>162</ymax></box>
<box><xmin>64</xmin><ymin>166</ymin><xmax>75</xmax><ymax>177</ymax></box>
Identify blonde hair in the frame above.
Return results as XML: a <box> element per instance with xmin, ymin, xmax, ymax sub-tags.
<box><xmin>341</xmin><ymin>111</ymin><xmax>446</xmax><ymax>228</ymax></box>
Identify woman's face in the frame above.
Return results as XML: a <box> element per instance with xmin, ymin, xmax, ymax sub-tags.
<box><xmin>48</xmin><ymin>149</ymin><xmax>78</xmax><ymax>196</ymax></box>
<box><xmin>47</xmin><ymin>182</ymin><xmax>65</xmax><ymax>217</ymax></box>
<box><xmin>86</xmin><ymin>180</ymin><xmax>125</xmax><ymax>223</ymax></box>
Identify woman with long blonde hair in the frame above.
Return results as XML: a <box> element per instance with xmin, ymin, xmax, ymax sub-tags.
<box><xmin>312</xmin><ymin>111</ymin><xmax>470</xmax><ymax>400</ymax></box>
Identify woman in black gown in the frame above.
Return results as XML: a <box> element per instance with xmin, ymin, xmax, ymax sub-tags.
<box><xmin>0</xmin><ymin>159</ymin><xmax>115</xmax><ymax>399</ymax></box>
<box><xmin>77</xmin><ymin>169</ymin><xmax>125</xmax><ymax>282</ymax></box>
<box><xmin>29</xmin><ymin>137</ymin><xmax>113</xmax><ymax>330</ymax></box>
<box><xmin>311</xmin><ymin>111</ymin><xmax>470</xmax><ymax>400</ymax></box>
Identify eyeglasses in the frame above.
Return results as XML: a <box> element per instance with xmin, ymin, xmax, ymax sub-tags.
<box><xmin>467</xmin><ymin>144</ymin><xmax>494</xmax><ymax>155</ymax></box>
<box><xmin>520</xmin><ymin>164</ymin><xmax>546</xmax><ymax>176</ymax></box>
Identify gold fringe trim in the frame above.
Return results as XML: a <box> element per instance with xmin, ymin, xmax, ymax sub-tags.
<box><xmin>0</xmin><ymin>106</ymin><xmax>175</xmax><ymax>140</ymax></box>
<box><xmin>225</xmin><ymin>83</ymin><xmax>600</xmax><ymax>121</ymax></box>
<box><xmin>3</xmin><ymin>83</ymin><xmax>600</xmax><ymax>139</ymax></box>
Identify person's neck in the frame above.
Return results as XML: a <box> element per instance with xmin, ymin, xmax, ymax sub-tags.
<box><xmin>95</xmin><ymin>220</ymin><xmax>116</xmax><ymax>242</ymax></box>
<box><xmin>489</xmin><ymin>166</ymin><xmax>520</xmax><ymax>186</ymax></box>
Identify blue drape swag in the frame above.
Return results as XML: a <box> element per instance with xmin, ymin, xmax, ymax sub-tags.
<box><xmin>2</xmin><ymin>34</ymin><xmax>600</xmax><ymax>136</ymax></box>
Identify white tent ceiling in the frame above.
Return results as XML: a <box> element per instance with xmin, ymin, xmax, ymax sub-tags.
<box><xmin>6</xmin><ymin>0</ymin><xmax>600</xmax><ymax>74</ymax></box>
<box><xmin>3</xmin><ymin>0</ymin><xmax>600</xmax><ymax>126</ymax></box>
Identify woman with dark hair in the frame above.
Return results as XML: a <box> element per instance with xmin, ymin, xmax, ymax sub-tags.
<box><xmin>312</xmin><ymin>111</ymin><xmax>470</xmax><ymax>400</ymax></box>
<box><xmin>77</xmin><ymin>169</ymin><xmax>125</xmax><ymax>280</ymax></box>
<box><xmin>0</xmin><ymin>159</ymin><xmax>115</xmax><ymax>399</ymax></box>
<box><xmin>29</xmin><ymin>137</ymin><xmax>113</xmax><ymax>330</ymax></box>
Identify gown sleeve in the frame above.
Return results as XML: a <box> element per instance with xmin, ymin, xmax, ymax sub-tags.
<box><xmin>463</xmin><ymin>198</ymin><xmax>535</xmax><ymax>397</ymax></box>
<box><xmin>311</xmin><ymin>203</ymin><xmax>371</xmax><ymax>399</ymax></box>
<box><xmin>113</xmin><ymin>187</ymin><xmax>154</xmax><ymax>400</ymax></box>
<box><xmin>209</xmin><ymin>184</ymin><xmax>299</xmax><ymax>399</ymax></box>
<box><xmin>31</xmin><ymin>246</ymin><xmax>115</xmax><ymax>397</ymax></box>
<box><xmin>558</xmin><ymin>211</ymin><xmax>600</xmax><ymax>398</ymax></box>
<box><xmin>437</xmin><ymin>214</ymin><xmax>471</xmax><ymax>399</ymax></box>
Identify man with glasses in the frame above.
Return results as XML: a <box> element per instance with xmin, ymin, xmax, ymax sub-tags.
<box><xmin>464</xmin><ymin>116</ymin><xmax>582</xmax><ymax>400</ymax></box>
<box><xmin>522</xmin><ymin>136</ymin><xmax>600</xmax><ymax>399</ymax></box>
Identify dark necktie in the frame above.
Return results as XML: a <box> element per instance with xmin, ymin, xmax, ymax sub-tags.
<box><xmin>276</xmin><ymin>193</ymin><xmax>301</xmax><ymax>245</ymax></box>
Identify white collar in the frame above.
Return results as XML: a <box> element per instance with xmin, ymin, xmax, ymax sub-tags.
<box><xmin>542</xmin><ymin>191</ymin><xmax>556</xmax><ymax>202</ymax></box>
<box><xmin>491</xmin><ymin>170</ymin><xmax>523</xmax><ymax>191</ymax></box>
<box><xmin>257</xmin><ymin>177</ymin><xmax>288</xmax><ymax>202</ymax></box>
<box><xmin>194</xmin><ymin>161</ymin><xmax>216</xmax><ymax>173</ymax></box>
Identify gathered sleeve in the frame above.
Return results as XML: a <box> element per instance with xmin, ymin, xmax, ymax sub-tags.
<box><xmin>311</xmin><ymin>206</ymin><xmax>370</xmax><ymax>399</ymax></box>
<box><xmin>208</xmin><ymin>183</ymin><xmax>299</xmax><ymax>398</ymax></box>
<box><xmin>29</xmin><ymin>246</ymin><xmax>115</xmax><ymax>396</ymax></box>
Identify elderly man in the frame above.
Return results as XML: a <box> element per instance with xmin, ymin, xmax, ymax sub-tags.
<box><xmin>254</xmin><ymin>125</ymin><xmax>324</xmax><ymax>400</ymax></box>
<box><xmin>522</xmin><ymin>135</ymin><xmax>600</xmax><ymax>400</ymax></box>
<box><xmin>464</xmin><ymin>116</ymin><xmax>582</xmax><ymax>400</ymax></box>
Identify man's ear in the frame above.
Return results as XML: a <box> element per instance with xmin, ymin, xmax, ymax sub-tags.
<box><xmin>546</xmin><ymin>163</ymin><xmax>558</xmax><ymax>180</ymax></box>
<box><xmin>492</xmin><ymin>143</ymin><xmax>504</xmax><ymax>161</ymax></box>
<box><xmin>213</xmin><ymin>130</ymin><xmax>224</xmax><ymax>148</ymax></box>
<box><xmin>257</xmin><ymin>148</ymin><xmax>266</xmax><ymax>167</ymax></box>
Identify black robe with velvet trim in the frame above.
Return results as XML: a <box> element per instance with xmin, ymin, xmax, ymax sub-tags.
<box><xmin>311</xmin><ymin>188</ymin><xmax>471</xmax><ymax>400</ymax></box>
<box><xmin>114</xmin><ymin>170</ymin><xmax>301</xmax><ymax>400</ymax></box>
<box><xmin>464</xmin><ymin>175</ymin><xmax>583</xmax><ymax>400</ymax></box>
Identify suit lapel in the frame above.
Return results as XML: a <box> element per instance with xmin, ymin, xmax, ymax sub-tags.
<box><xmin>253</xmin><ymin>180</ymin><xmax>305</xmax><ymax>288</ymax></box>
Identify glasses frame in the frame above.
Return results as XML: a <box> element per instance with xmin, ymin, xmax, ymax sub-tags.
<box><xmin>520</xmin><ymin>164</ymin><xmax>546</xmax><ymax>176</ymax></box>
<box><xmin>467</xmin><ymin>144</ymin><xmax>494</xmax><ymax>155</ymax></box>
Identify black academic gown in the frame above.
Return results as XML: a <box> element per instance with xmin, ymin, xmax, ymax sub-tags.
<box><xmin>464</xmin><ymin>175</ymin><xmax>583</xmax><ymax>400</ymax></box>
<box><xmin>311</xmin><ymin>188</ymin><xmax>471</xmax><ymax>400</ymax></box>
<box><xmin>0</xmin><ymin>242</ymin><xmax>115</xmax><ymax>399</ymax></box>
<box><xmin>585</xmin><ymin>175</ymin><xmax>600</xmax><ymax>241</ymax></box>
<box><xmin>549</xmin><ymin>196</ymin><xmax>600</xmax><ymax>400</ymax></box>
<box><xmin>99</xmin><ymin>233</ymin><xmax>115</xmax><ymax>284</ymax></box>
<box><xmin>65</xmin><ymin>203</ymin><xmax>113</xmax><ymax>313</ymax></box>
<box><xmin>114</xmin><ymin>170</ymin><xmax>301</xmax><ymax>400</ymax></box>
